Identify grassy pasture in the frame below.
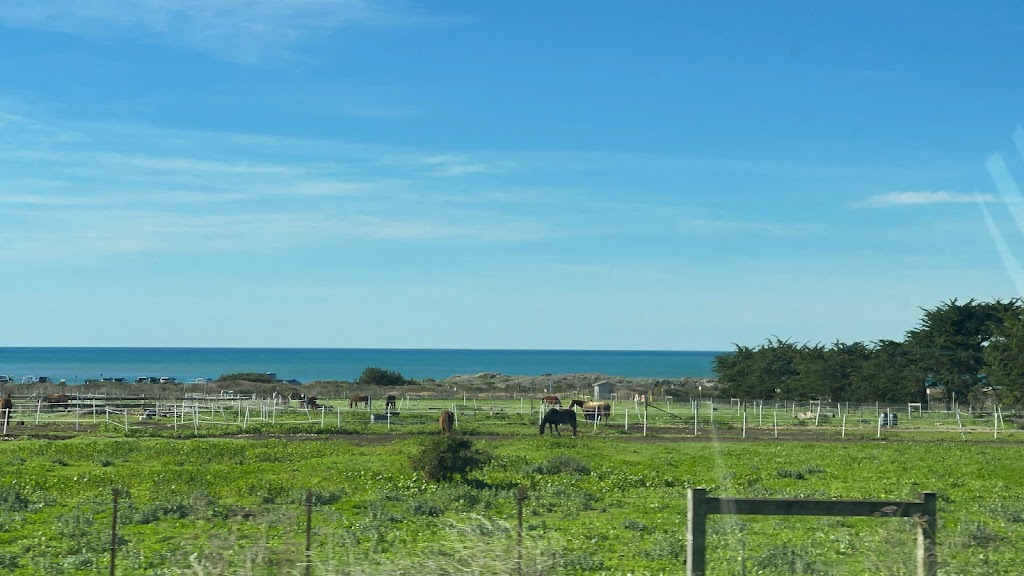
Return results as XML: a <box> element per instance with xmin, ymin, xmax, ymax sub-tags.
<box><xmin>1</xmin><ymin>434</ymin><xmax>1023</xmax><ymax>575</ymax></box>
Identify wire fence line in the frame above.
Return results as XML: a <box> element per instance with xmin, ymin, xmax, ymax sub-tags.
<box><xmin>2</xmin><ymin>393</ymin><xmax>1022</xmax><ymax>441</ymax></box>
<box><xmin>6</xmin><ymin>487</ymin><xmax>1024</xmax><ymax>575</ymax></box>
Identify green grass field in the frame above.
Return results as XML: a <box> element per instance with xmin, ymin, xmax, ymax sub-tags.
<box><xmin>2</xmin><ymin>431</ymin><xmax>1023</xmax><ymax>575</ymax></box>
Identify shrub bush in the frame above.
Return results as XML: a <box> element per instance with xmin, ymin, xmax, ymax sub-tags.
<box><xmin>358</xmin><ymin>367</ymin><xmax>409</xmax><ymax>387</ymax></box>
<box><xmin>529</xmin><ymin>455</ymin><xmax>591</xmax><ymax>476</ymax></box>
<box><xmin>411</xmin><ymin>433</ymin><xmax>491</xmax><ymax>482</ymax></box>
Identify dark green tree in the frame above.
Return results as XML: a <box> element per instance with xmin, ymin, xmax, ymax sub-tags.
<box><xmin>718</xmin><ymin>338</ymin><xmax>801</xmax><ymax>400</ymax></box>
<box><xmin>905</xmin><ymin>298</ymin><xmax>1021</xmax><ymax>402</ymax></box>
<box><xmin>983</xmin><ymin>308</ymin><xmax>1024</xmax><ymax>405</ymax></box>
<box><xmin>850</xmin><ymin>340</ymin><xmax>924</xmax><ymax>403</ymax></box>
<box><xmin>792</xmin><ymin>341</ymin><xmax>871</xmax><ymax>401</ymax></box>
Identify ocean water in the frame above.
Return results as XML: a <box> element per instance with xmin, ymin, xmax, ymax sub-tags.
<box><xmin>0</xmin><ymin>348</ymin><xmax>722</xmax><ymax>384</ymax></box>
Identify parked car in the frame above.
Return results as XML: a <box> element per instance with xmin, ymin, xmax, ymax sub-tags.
<box><xmin>0</xmin><ymin>375</ymin><xmax>13</xmax><ymax>384</ymax></box>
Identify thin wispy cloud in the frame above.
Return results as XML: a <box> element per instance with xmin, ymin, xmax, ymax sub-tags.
<box><xmin>854</xmin><ymin>190</ymin><xmax>998</xmax><ymax>207</ymax></box>
<box><xmin>678</xmin><ymin>217</ymin><xmax>817</xmax><ymax>237</ymax></box>
<box><xmin>0</xmin><ymin>208</ymin><xmax>556</xmax><ymax>262</ymax></box>
<box><xmin>382</xmin><ymin>154</ymin><xmax>510</xmax><ymax>177</ymax></box>
<box><xmin>0</xmin><ymin>108</ymin><xmax>558</xmax><ymax>261</ymax></box>
<box><xmin>0</xmin><ymin>1</ymin><xmax>453</xmax><ymax>64</ymax></box>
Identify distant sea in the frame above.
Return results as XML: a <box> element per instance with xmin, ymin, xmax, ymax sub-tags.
<box><xmin>0</xmin><ymin>348</ymin><xmax>723</xmax><ymax>384</ymax></box>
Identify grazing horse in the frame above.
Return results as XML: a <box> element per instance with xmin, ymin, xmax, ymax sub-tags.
<box><xmin>349</xmin><ymin>394</ymin><xmax>370</xmax><ymax>409</ymax></box>
<box><xmin>439</xmin><ymin>410</ymin><xmax>455</xmax><ymax>435</ymax></box>
<box><xmin>45</xmin><ymin>393</ymin><xmax>69</xmax><ymax>404</ymax></box>
<box><xmin>539</xmin><ymin>408</ymin><xmax>577</xmax><ymax>437</ymax></box>
<box><xmin>385</xmin><ymin>394</ymin><xmax>397</xmax><ymax>412</ymax></box>
<box><xmin>1</xmin><ymin>393</ymin><xmax>11</xmax><ymax>428</ymax></box>
<box><xmin>568</xmin><ymin>399</ymin><xmax>611</xmax><ymax>421</ymax></box>
<box><xmin>541</xmin><ymin>395</ymin><xmax>562</xmax><ymax>407</ymax></box>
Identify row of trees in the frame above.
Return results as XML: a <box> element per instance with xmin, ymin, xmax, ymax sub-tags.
<box><xmin>714</xmin><ymin>298</ymin><xmax>1024</xmax><ymax>406</ymax></box>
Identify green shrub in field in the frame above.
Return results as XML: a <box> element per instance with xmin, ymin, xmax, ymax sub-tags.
<box><xmin>358</xmin><ymin>366</ymin><xmax>410</xmax><ymax>387</ymax></box>
<box><xmin>751</xmin><ymin>545</ymin><xmax>825</xmax><ymax>575</ymax></box>
<box><xmin>0</xmin><ymin>485</ymin><xmax>33</xmax><ymax>513</ymax></box>
<box><xmin>123</xmin><ymin>501</ymin><xmax>192</xmax><ymax>525</ymax></box>
<box><xmin>528</xmin><ymin>454</ymin><xmax>590</xmax><ymax>476</ymax></box>
<box><xmin>954</xmin><ymin>521</ymin><xmax>1003</xmax><ymax>548</ymax></box>
<box><xmin>411</xmin><ymin>433</ymin><xmax>491</xmax><ymax>482</ymax></box>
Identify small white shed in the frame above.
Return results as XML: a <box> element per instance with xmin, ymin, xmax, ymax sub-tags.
<box><xmin>593</xmin><ymin>381</ymin><xmax>612</xmax><ymax>400</ymax></box>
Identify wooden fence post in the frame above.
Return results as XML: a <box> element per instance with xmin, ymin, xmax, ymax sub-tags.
<box><xmin>687</xmin><ymin>488</ymin><xmax>707</xmax><ymax>576</ymax></box>
<box><xmin>688</xmin><ymin>490</ymin><xmax>936</xmax><ymax>575</ymax></box>
<box><xmin>110</xmin><ymin>488</ymin><xmax>119</xmax><ymax>576</ymax></box>
<box><xmin>305</xmin><ymin>489</ymin><xmax>313</xmax><ymax>576</ymax></box>
<box><xmin>517</xmin><ymin>486</ymin><xmax>525</xmax><ymax>576</ymax></box>
<box><xmin>917</xmin><ymin>492</ymin><xmax>937</xmax><ymax>576</ymax></box>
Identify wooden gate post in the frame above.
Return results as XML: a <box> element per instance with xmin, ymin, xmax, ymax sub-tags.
<box><xmin>917</xmin><ymin>492</ymin><xmax>937</xmax><ymax>576</ymax></box>
<box><xmin>686</xmin><ymin>489</ymin><xmax>936</xmax><ymax>576</ymax></box>
<box><xmin>687</xmin><ymin>488</ymin><xmax>707</xmax><ymax>576</ymax></box>
<box><xmin>305</xmin><ymin>489</ymin><xmax>313</xmax><ymax>576</ymax></box>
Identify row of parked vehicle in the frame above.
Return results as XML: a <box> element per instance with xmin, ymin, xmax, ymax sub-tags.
<box><xmin>0</xmin><ymin>375</ymin><xmax>52</xmax><ymax>384</ymax></box>
<box><xmin>0</xmin><ymin>375</ymin><xmax>189</xmax><ymax>384</ymax></box>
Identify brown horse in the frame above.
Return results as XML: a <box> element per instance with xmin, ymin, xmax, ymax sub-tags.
<box><xmin>540</xmin><ymin>408</ymin><xmax>577</xmax><ymax>437</ymax></box>
<box><xmin>541</xmin><ymin>395</ymin><xmax>561</xmax><ymax>407</ymax></box>
<box><xmin>568</xmin><ymin>399</ymin><xmax>611</xmax><ymax>421</ymax></box>
<box><xmin>1</xmin><ymin>393</ymin><xmax>11</xmax><ymax>428</ymax></box>
<box><xmin>385</xmin><ymin>394</ymin><xmax>397</xmax><ymax>412</ymax></box>
<box><xmin>45</xmin><ymin>393</ymin><xmax>69</xmax><ymax>404</ymax></box>
<box><xmin>439</xmin><ymin>410</ymin><xmax>455</xmax><ymax>435</ymax></box>
<box><xmin>349</xmin><ymin>394</ymin><xmax>370</xmax><ymax>409</ymax></box>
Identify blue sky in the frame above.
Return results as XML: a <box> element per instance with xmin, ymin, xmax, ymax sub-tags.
<box><xmin>2</xmin><ymin>1</ymin><xmax>1024</xmax><ymax>349</ymax></box>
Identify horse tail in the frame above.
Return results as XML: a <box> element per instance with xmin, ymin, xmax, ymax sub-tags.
<box><xmin>440</xmin><ymin>410</ymin><xmax>454</xmax><ymax>435</ymax></box>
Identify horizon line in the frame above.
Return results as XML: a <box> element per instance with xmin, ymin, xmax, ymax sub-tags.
<box><xmin>0</xmin><ymin>346</ymin><xmax>730</xmax><ymax>353</ymax></box>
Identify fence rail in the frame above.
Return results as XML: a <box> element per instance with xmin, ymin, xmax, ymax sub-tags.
<box><xmin>687</xmin><ymin>488</ymin><xmax>938</xmax><ymax>576</ymax></box>
<box><xmin>2</xmin><ymin>394</ymin><xmax>1021</xmax><ymax>441</ymax></box>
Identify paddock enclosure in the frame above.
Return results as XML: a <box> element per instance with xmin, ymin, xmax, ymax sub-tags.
<box><xmin>1</xmin><ymin>391</ymin><xmax>1021</xmax><ymax>442</ymax></box>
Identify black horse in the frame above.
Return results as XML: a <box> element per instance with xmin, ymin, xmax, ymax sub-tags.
<box><xmin>539</xmin><ymin>408</ymin><xmax>577</xmax><ymax>437</ymax></box>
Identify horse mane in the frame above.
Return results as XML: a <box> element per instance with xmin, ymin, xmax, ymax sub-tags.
<box><xmin>539</xmin><ymin>408</ymin><xmax>577</xmax><ymax>437</ymax></box>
